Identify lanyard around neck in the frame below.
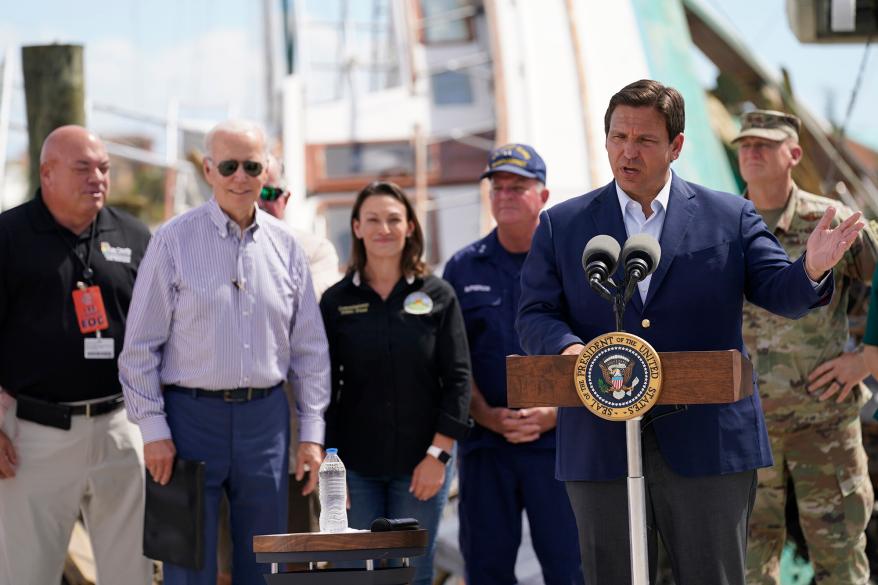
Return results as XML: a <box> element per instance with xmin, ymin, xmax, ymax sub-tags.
<box><xmin>56</xmin><ymin>220</ymin><xmax>97</xmax><ymax>284</ymax></box>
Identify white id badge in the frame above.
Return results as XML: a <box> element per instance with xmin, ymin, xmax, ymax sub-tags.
<box><xmin>84</xmin><ymin>338</ymin><xmax>114</xmax><ymax>359</ymax></box>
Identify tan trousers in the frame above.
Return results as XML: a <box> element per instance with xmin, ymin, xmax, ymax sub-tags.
<box><xmin>0</xmin><ymin>400</ymin><xmax>152</xmax><ymax>585</ymax></box>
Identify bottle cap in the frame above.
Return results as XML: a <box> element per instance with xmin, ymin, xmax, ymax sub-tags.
<box><xmin>326</xmin><ymin>448</ymin><xmax>338</xmax><ymax>454</ymax></box>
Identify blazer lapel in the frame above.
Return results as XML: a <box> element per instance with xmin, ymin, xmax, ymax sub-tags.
<box><xmin>643</xmin><ymin>174</ymin><xmax>696</xmax><ymax>308</ymax></box>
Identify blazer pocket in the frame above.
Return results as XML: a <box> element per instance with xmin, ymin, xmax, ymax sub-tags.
<box><xmin>682</xmin><ymin>241</ymin><xmax>731</xmax><ymax>270</ymax></box>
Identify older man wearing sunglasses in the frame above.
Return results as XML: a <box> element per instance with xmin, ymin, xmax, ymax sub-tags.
<box><xmin>258</xmin><ymin>156</ymin><xmax>340</xmax><ymax>295</ymax></box>
<box><xmin>213</xmin><ymin>155</ymin><xmax>341</xmax><ymax>583</ymax></box>
<box><xmin>119</xmin><ymin>120</ymin><xmax>331</xmax><ymax>585</ymax></box>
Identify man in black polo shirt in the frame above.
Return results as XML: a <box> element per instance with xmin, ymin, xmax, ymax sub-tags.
<box><xmin>0</xmin><ymin>126</ymin><xmax>152</xmax><ymax>585</ymax></box>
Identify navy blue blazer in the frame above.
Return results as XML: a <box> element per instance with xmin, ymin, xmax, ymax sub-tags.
<box><xmin>516</xmin><ymin>175</ymin><xmax>833</xmax><ymax>481</ymax></box>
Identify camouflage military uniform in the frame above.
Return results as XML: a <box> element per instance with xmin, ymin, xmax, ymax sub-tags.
<box><xmin>743</xmin><ymin>185</ymin><xmax>877</xmax><ymax>585</ymax></box>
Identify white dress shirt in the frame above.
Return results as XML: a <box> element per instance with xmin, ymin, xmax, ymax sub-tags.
<box><xmin>614</xmin><ymin>172</ymin><xmax>673</xmax><ymax>302</ymax></box>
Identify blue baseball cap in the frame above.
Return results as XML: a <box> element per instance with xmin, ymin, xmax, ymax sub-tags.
<box><xmin>480</xmin><ymin>143</ymin><xmax>547</xmax><ymax>184</ymax></box>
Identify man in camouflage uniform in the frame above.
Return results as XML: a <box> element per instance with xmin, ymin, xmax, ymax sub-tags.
<box><xmin>738</xmin><ymin>110</ymin><xmax>877</xmax><ymax>584</ymax></box>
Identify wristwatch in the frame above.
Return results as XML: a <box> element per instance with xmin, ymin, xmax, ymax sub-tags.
<box><xmin>426</xmin><ymin>445</ymin><xmax>452</xmax><ymax>465</ymax></box>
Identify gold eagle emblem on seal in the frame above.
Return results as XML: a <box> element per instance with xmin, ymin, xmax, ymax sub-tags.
<box><xmin>573</xmin><ymin>332</ymin><xmax>663</xmax><ymax>421</ymax></box>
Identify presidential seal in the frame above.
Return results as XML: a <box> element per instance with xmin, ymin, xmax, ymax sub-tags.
<box><xmin>573</xmin><ymin>332</ymin><xmax>662</xmax><ymax>421</ymax></box>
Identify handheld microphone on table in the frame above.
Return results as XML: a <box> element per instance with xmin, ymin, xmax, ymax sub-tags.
<box><xmin>620</xmin><ymin>234</ymin><xmax>661</xmax><ymax>306</ymax></box>
<box><xmin>370</xmin><ymin>517</ymin><xmax>420</xmax><ymax>532</ymax></box>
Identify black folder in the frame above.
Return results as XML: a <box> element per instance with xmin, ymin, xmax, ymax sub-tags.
<box><xmin>143</xmin><ymin>458</ymin><xmax>205</xmax><ymax>569</ymax></box>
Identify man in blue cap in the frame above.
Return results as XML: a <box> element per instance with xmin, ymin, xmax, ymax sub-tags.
<box><xmin>444</xmin><ymin>144</ymin><xmax>583</xmax><ymax>585</ymax></box>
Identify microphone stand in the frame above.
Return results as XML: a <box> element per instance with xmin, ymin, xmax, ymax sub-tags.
<box><xmin>595</xmin><ymin>270</ymin><xmax>649</xmax><ymax>585</ymax></box>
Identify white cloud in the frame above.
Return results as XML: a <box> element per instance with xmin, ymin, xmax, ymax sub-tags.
<box><xmin>87</xmin><ymin>28</ymin><xmax>266</xmax><ymax>127</ymax></box>
<box><xmin>3</xmin><ymin>25</ymin><xmax>267</xmax><ymax>158</ymax></box>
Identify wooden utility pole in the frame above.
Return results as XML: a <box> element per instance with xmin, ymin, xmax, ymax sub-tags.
<box><xmin>482</xmin><ymin>0</ymin><xmax>504</xmax><ymax>236</ymax></box>
<box><xmin>21</xmin><ymin>44</ymin><xmax>85</xmax><ymax>195</ymax></box>
<box><xmin>413</xmin><ymin>123</ymin><xmax>429</xmax><ymax>231</ymax></box>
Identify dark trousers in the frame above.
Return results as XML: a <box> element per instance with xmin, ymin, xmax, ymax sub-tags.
<box><xmin>162</xmin><ymin>387</ymin><xmax>290</xmax><ymax>585</ymax></box>
<box><xmin>565</xmin><ymin>427</ymin><xmax>757</xmax><ymax>585</ymax></box>
<box><xmin>458</xmin><ymin>447</ymin><xmax>583</xmax><ymax>585</ymax></box>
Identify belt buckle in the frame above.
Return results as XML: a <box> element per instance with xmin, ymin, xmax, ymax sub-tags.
<box><xmin>85</xmin><ymin>402</ymin><xmax>92</xmax><ymax>417</ymax></box>
<box><xmin>222</xmin><ymin>389</ymin><xmax>248</xmax><ymax>403</ymax></box>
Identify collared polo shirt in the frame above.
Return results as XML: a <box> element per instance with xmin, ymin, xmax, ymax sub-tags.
<box><xmin>0</xmin><ymin>190</ymin><xmax>151</xmax><ymax>402</ymax></box>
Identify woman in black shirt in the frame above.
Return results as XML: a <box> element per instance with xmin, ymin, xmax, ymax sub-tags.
<box><xmin>320</xmin><ymin>181</ymin><xmax>471</xmax><ymax>585</ymax></box>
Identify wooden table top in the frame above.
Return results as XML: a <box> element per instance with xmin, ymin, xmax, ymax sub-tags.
<box><xmin>253</xmin><ymin>530</ymin><xmax>428</xmax><ymax>553</ymax></box>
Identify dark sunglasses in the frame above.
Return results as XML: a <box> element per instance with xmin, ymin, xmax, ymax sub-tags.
<box><xmin>215</xmin><ymin>159</ymin><xmax>264</xmax><ymax>178</ymax></box>
<box><xmin>260</xmin><ymin>186</ymin><xmax>286</xmax><ymax>201</ymax></box>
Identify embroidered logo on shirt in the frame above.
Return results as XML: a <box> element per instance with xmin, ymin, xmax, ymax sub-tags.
<box><xmin>338</xmin><ymin>303</ymin><xmax>370</xmax><ymax>315</ymax></box>
<box><xmin>403</xmin><ymin>292</ymin><xmax>434</xmax><ymax>315</ymax></box>
<box><xmin>463</xmin><ymin>284</ymin><xmax>491</xmax><ymax>293</ymax></box>
<box><xmin>100</xmin><ymin>242</ymin><xmax>132</xmax><ymax>263</ymax></box>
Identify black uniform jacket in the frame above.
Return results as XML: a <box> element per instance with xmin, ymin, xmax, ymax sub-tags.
<box><xmin>320</xmin><ymin>272</ymin><xmax>471</xmax><ymax>476</ymax></box>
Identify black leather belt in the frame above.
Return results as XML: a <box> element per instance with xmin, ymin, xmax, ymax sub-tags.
<box><xmin>16</xmin><ymin>394</ymin><xmax>125</xmax><ymax>430</ymax></box>
<box><xmin>166</xmin><ymin>384</ymin><xmax>279</xmax><ymax>403</ymax></box>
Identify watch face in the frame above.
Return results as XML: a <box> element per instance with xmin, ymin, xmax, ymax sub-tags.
<box><xmin>437</xmin><ymin>450</ymin><xmax>451</xmax><ymax>464</ymax></box>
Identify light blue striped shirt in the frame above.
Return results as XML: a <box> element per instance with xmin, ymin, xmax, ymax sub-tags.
<box><xmin>119</xmin><ymin>198</ymin><xmax>331</xmax><ymax>445</ymax></box>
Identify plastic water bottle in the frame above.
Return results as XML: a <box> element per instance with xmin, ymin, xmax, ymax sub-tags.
<box><xmin>318</xmin><ymin>448</ymin><xmax>348</xmax><ymax>533</ymax></box>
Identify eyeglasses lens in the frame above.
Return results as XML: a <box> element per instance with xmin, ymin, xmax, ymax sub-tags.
<box><xmin>216</xmin><ymin>160</ymin><xmax>264</xmax><ymax>178</ymax></box>
<box><xmin>260</xmin><ymin>186</ymin><xmax>284</xmax><ymax>201</ymax></box>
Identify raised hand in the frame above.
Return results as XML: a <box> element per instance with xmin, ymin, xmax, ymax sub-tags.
<box><xmin>804</xmin><ymin>207</ymin><xmax>864</xmax><ymax>280</ymax></box>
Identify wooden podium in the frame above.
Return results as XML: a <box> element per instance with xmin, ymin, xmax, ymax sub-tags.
<box><xmin>507</xmin><ymin>349</ymin><xmax>753</xmax><ymax>408</ymax></box>
<box><xmin>506</xmin><ymin>348</ymin><xmax>753</xmax><ymax>585</ymax></box>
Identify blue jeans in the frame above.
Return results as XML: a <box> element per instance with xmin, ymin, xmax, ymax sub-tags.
<box><xmin>346</xmin><ymin>462</ymin><xmax>454</xmax><ymax>585</ymax></box>
<box><xmin>162</xmin><ymin>386</ymin><xmax>289</xmax><ymax>585</ymax></box>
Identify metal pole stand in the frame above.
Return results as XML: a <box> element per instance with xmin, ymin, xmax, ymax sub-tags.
<box><xmin>626</xmin><ymin>417</ymin><xmax>649</xmax><ymax>585</ymax></box>
<box><xmin>614</xmin><ymin>292</ymin><xmax>649</xmax><ymax>585</ymax></box>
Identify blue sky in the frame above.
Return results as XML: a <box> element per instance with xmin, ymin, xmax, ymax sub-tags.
<box><xmin>1</xmin><ymin>0</ymin><xmax>876</xmax><ymax>155</ymax></box>
<box><xmin>2</xmin><ymin>0</ymin><xmax>267</xmax><ymax>156</ymax></box>
<box><xmin>704</xmin><ymin>0</ymin><xmax>878</xmax><ymax>147</ymax></box>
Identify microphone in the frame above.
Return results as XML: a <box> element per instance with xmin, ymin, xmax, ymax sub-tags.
<box><xmin>620</xmin><ymin>234</ymin><xmax>661</xmax><ymax>303</ymax></box>
<box><xmin>370</xmin><ymin>517</ymin><xmax>420</xmax><ymax>532</ymax></box>
<box><xmin>582</xmin><ymin>235</ymin><xmax>621</xmax><ymax>301</ymax></box>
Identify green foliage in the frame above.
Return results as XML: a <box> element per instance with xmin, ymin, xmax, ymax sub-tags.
<box><xmin>107</xmin><ymin>164</ymin><xmax>167</xmax><ymax>226</ymax></box>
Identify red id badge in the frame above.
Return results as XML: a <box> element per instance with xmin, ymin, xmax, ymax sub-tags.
<box><xmin>72</xmin><ymin>286</ymin><xmax>109</xmax><ymax>334</ymax></box>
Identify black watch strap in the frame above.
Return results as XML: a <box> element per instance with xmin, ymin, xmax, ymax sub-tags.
<box><xmin>427</xmin><ymin>445</ymin><xmax>451</xmax><ymax>464</ymax></box>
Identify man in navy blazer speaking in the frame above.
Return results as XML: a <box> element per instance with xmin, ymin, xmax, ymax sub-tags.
<box><xmin>516</xmin><ymin>79</ymin><xmax>864</xmax><ymax>585</ymax></box>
